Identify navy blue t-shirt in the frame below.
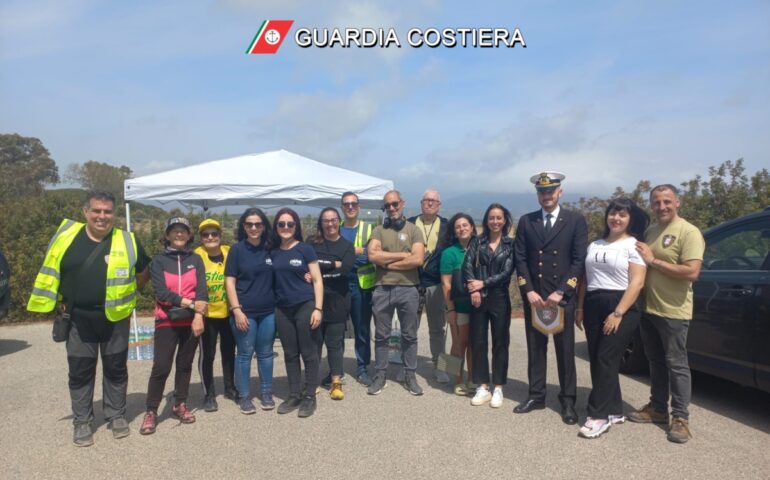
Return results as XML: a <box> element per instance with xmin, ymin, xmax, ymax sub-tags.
<box><xmin>224</xmin><ymin>239</ymin><xmax>275</xmax><ymax>317</ymax></box>
<box><xmin>271</xmin><ymin>242</ymin><xmax>318</xmax><ymax>308</ymax></box>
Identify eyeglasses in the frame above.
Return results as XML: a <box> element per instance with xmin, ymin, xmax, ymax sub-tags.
<box><xmin>383</xmin><ymin>201</ymin><xmax>400</xmax><ymax>211</ymax></box>
<box><xmin>342</xmin><ymin>201</ymin><xmax>359</xmax><ymax>209</ymax></box>
<box><xmin>201</xmin><ymin>231</ymin><xmax>221</xmax><ymax>238</ymax></box>
<box><xmin>277</xmin><ymin>221</ymin><xmax>296</xmax><ymax>229</ymax></box>
<box><xmin>421</xmin><ymin>199</ymin><xmax>440</xmax><ymax>205</ymax></box>
<box><xmin>244</xmin><ymin>221</ymin><xmax>264</xmax><ymax>229</ymax></box>
<box><xmin>321</xmin><ymin>218</ymin><xmax>339</xmax><ymax>225</ymax></box>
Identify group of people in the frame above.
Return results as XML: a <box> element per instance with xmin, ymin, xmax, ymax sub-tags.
<box><xmin>28</xmin><ymin>170</ymin><xmax>704</xmax><ymax>447</ymax></box>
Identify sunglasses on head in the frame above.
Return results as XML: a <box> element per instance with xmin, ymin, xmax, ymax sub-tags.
<box><xmin>277</xmin><ymin>221</ymin><xmax>296</xmax><ymax>229</ymax></box>
<box><xmin>382</xmin><ymin>201</ymin><xmax>400</xmax><ymax>211</ymax></box>
<box><xmin>244</xmin><ymin>221</ymin><xmax>264</xmax><ymax>229</ymax></box>
<box><xmin>342</xmin><ymin>201</ymin><xmax>359</xmax><ymax>208</ymax></box>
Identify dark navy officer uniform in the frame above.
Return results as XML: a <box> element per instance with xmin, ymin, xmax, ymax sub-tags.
<box><xmin>513</xmin><ymin>171</ymin><xmax>588</xmax><ymax>424</ymax></box>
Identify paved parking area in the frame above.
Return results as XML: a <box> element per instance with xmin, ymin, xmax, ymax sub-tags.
<box><xmin>1</xmin><ymin>316</ymin><xmax>768</xmax><ymax>479</ymax></box>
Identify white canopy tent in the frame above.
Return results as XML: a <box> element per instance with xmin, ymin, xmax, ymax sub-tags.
<box><xmin>123</xmin><ymin>149</ymin><xmax>393</xmax><ymax>343</ymax></box>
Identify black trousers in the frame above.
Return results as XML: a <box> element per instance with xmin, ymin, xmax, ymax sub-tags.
<box><xmin>470</xmin><ymin>289</ymin><xmax>511</xmax><ymax>385</ymax></box>
<box><xmin>198</xmin><ymin>317</ymin><xmax>236</xmax><ymax>397</ymax></box>
<box><xmin>523</xmin><ymin>297</ymin><xmax>577</xmax><ymax>405</ymax></box>
<box><xmin>145</xmin><ymin>325</ymin><xmax>199</xmax><ymax>411</ymax></box>
<box><xmin>276</xmin><ymin>301</ymin><xmax>321</xmax><ymax>396</ymax></box>
<box><xmin>584</xmin><ymin>289</ymin><xmax>641</xmax><ymax>419</ymax></box>
<box><xmin>318</xmin><ymin>292</ymin><xmax>349</xmax><ymax>378</ymax></box>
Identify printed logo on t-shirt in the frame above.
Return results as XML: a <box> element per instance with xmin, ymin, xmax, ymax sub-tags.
<box><xmin>290</xmin><ymin>259</ymin><xmax>303</xmax><ymax>267</ymax></box>
<box><xmin>662</xmin><ymin>235</ymin><xmax>676</xmax><ymax>248</ymax></box>
<box><xmin>265</xmin><ymin>258</ymin><xmax>272</xmax><ymax>265</ymax></box>
<box><xmin>104</xmin><ymin>255</ymin><xmax>110</xmax><ymax>264</ymax></box>
<box><xmin>399</xmin><ymin>233</ymin><xmax>407</xmax><ymax>242</ymax></box>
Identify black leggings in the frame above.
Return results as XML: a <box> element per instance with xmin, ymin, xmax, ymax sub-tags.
<box><xmin>470</xmin><ymin>289</ymin><xmax>511</xmax><ymax>386</ymax></box>
<box><xmin>276</xmin><ymin>301</ymin><xmax>321</xmax><ymax>396</ymax></box>
<box><xmin>145</xmin><ymin>325</ymin><xmax>199</xmax><ymax>411</ymax></box>
<box><xmin>318</xmin><ymin>293</ymin><xmax>349</xmax><ymax>378</ymax></box>
<box><xmin>198</xmin><ymin>317</ymin><xmax>236</xmax><ymax>396</ymax></box>
<box><xmin>584</xmin><ymin>289</ymin><xmax>641</xmax><ymax>419</ymax></box>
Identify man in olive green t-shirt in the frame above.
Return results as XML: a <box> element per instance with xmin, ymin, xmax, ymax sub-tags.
<box><xmin>366</xmin><ymin>190</ymin><xmax>426</xmax><ymax>396</ymax></box>
<box><xmin>629</xmin><ymin>184</ymin><xmax>705</xmax><ymax>444</ymax></box>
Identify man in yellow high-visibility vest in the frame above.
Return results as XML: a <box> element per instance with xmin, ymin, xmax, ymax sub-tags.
<box><xmin>27</xmin><ymin>191</ymin><xmax>150</xmax><ymax>447</ymax></box>
<box><xmin>339</xmin><ymin>191</ymin><xmax>376</xmax><ymax>386</ymax></box>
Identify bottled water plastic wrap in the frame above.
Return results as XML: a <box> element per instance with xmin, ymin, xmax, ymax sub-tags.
<box><xmin>128</xmin><ymin>324</ymin><xmax>155</xmax><ymax>360</ymax></box>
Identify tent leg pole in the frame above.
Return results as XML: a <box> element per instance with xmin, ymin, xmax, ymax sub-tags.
<box><xmin>125</xmin><ymin>201</ymin><xmax>139</xmax><ymax>345</ymax></box>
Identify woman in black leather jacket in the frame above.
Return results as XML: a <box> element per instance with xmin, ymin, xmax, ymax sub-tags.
<box><xmin>462</xmin><ymin>203</ymin><xmax>515</xmax><ymax>408</ymax></box>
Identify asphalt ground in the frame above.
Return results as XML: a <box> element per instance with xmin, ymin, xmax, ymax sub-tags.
<box><xmin>1</xmin><ymin>315</ymin><xmax>768</xmax><ymax>480</ymax></box>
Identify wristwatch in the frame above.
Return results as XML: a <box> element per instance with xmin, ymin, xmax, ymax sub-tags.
<box><xmin>612</xmin><ymin>310</ymin><xmax>623</xmax><ymax>318</ymax></box>
<box><xmin>555</xmin><ymin>289</ymin><xmax>564</xmax><ymax>296</ymax></box>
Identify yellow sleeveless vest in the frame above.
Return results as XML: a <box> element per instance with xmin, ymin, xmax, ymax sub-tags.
<box><xmin>27</xmin><ymin>219</ymin><xmax>139</xmax><ymax>322</ymax></box>
<box><xmin>355</xmin><ymin>221</ymin><xmax>376</xmax><ymax>290</ymax></box>
<box><xmin>194</xmin><ymin>245</ymin><xmax>230</xmax><ymax>319</ymax></box>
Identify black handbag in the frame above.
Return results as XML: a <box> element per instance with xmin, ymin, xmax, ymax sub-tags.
<box><xmin>52</xmin><ymin>239</ymin><xmax>108</xmax><ymax>342</ymax></box>
<box><xmin>450</xmin><ymin>270</ymin><xmax>468</xmax><ymax>300</ymax></box>
<box><xmin>167</xmin><ymin>305</ymin><xmax>195</xmax><ymax>321</ymax></box>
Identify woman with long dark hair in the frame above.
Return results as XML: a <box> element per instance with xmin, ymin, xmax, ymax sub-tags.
<box><xmin>224</xmin><ymin>208</ymin><xmax>277</xmax><ymax>414</ymax></box>
<box><xmin>271</xmin><ymin>208</ymin><xmax>324</xmax><ymax>417</ymax></box>
<box><xmin>576</xmin><ymin>197</ymin><xmax>649</xmax><ymax>438</ymax></box>
<box><xmin>312</xmin><ymin>207</ymin><xmax>355</xmax><ymax>400</ymax></box>
<box><xmin>462</xmin><ymin>204</ymin><xmax>515</xmax><ymax>409</ymax></box>
<box><xmin>440</xmin><ymin>213</ymin><xmax>477</xmax><ymax>395</ymax></box>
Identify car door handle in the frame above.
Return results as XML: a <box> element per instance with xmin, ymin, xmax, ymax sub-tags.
<box><xmin>721</xmin><ymin>286</ymin><xmax>752</xmax><ymax>296</ymax></box>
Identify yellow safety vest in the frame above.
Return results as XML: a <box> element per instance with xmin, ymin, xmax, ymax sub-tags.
<box><xmin>355</xmin><ymin>221</ymin><xmax>376</xmax><ymax>290</ymax></box>
<box><xmin>194</xmin><ymin>245</ymin><xmax>230</xmax><ymax>319</ymax></box>
<box><xmin>27</xmin><ymin>219</ymin><xmax>139</xmax><ymax>322</ymax></box>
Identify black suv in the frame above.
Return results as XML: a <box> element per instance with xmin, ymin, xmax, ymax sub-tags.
<box><xmin>620</xmin><ymin>207</ymin><xmax>770</xmax><ymax>393</ymax></box>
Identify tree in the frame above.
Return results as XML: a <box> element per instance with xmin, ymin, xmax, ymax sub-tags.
<box><xmin>0</xmin><ymin>133</ymin><xmax>59</xmax><ymax>201</ymax></box>
<box><xmin>65</xmin><ymin>160</ymin><xmax>133</xmax><ymax>201</ymax></box>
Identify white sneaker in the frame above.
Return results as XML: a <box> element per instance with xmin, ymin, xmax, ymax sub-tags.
<box><xmin>579</xmin><ymin>417</ymin><xmax>610</xmax><ymax>439</ymax></box>
<box><xmin>434</xmin><ymin>369</ymin><xmax>450</xmax><ymax>384</ymax></box>
<box><xmin>471</xmin><ymin>386</ymin><xmax>492</xmax><ymax>406</ymax></box>
<box><xmin>490</xmin><ymin>387</ymin><xmax>503</xmax><ymax>408</ymax></box>
<box><xmin>609</xmin><ymin>414</ymin><xmax>626</xmax><ymax>425</ymax></box>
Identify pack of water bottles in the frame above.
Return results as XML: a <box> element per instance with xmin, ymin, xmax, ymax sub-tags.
<box><xmin>128</xmin><ymin>324</ymin><xmax>155</xmax><ymax>360</ymax></box>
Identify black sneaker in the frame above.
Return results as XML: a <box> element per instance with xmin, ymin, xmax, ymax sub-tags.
<box><xmin>224</xmin><ymin>387</ymin><xmax>239</xmax><ymax>403</ymax></box>
<box><xmin>297</xmin><ymin>395</ymin><xmax>317</xmax><ymax>418</ymax></box>
<box><xmin>73</xmin><ymin>423</ymin><xmax>93</xmax><ymax>447</ymax></box>
<box><xmin>403</xmin><ymin>373</ymin><xmax>424</xmax><ymax>396</ymax></box>
<box><xmin>356</xmin><ymin>371</ymin><xmax>373</xmax><ymax>387</ymax></box>
<box><xmin>367</xmin><ymin>373</ymin><xmax>387</xmax><ymax>395</ymax></box>
<box><xmin>108</xmin><ymin>416</ymin><xmax>130</xmax><ymax>439</ymax></box>
<box><xmin>204</xmin><ymin>394</ymin><xmax>218</xmax><ymax>412</ymax></box>
<box><xmin>277</xmin><ymin>394</ymin><xmax>302</xmax><ymax>414</ymax></box>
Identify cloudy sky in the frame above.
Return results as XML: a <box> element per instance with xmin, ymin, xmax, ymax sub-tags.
<box><xmin>1</xmin><ymin>0</ymin><xmax>768</xmax><ymax>209</ymax></box>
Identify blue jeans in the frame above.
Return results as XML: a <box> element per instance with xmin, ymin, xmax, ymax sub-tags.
<box><xmin>349</xmin><ymin>281</ymin><xmax>372</xmax><ymax>374</ymax></box>
<box><xmin>230</xmin><ymin>313</ymin><xmax>275</xmax><ymax>398</ymax></box>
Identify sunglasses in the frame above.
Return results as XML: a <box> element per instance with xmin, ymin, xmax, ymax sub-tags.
<box><xmin>421</xmin><ymin>199</ymin><xmax>440</xmax><ymax>205</ymax></box>
<box><xmin>244</xmin><ymin>221</ymin><xmax>264</xmax><ymax>229</ymax></box>
<box><xmin>277</xmin><ymin>221</ymin><xmax>296</xmax><ymax>229</ymax></box>
<box><xmin>382</xmin><ymin>201</ymin><xmax>400</xmax><ymax>211</ymax></box>
<box><xmin>342</xmin><ymin>201</ymin><xmax>359</xmax><ymax>208</ymax></box>
<box><xmin>201</xmin><ymin>231</ymin><xmax>221</xmax><ymax>238</ymax></box>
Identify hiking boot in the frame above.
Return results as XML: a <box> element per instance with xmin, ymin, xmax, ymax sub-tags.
<box><xmin>330</xmin><ymin>380</ymin><xmax>345</xmax><ymax>400</ymax></box>
<box><xmin>628</xmin><ymin>402</ymin><xmax>669</xmax><ymax>424</ymax></box>
<box><xmin>579</xmin><ymin>417</ymin><xmax>611</xmax><ymax>439</ymax></box>
<box><xmin>108</xmin><ymin>416</ymin><xmax>130</xmax><ymax>439</ymax></box>
<box><xmin>203</xmin><ymin>394</ymin><xmax>218</xmax><ymax>412</ymax></box>
<box><xmin>367</xmin><ymin>373</ymin><xmax>387</xmax><ymax>395</ymax></box>
<box><xmin>260</xmin><ymin>392</ymin><xmax>275</xmax><ymax>411</ymax></box>
<box><xmin>403</xmin><ymin>373</ymin><xmax>423</xmax><ymax>396</ymax></box>
<box><xmin>297</xmin><ymin>395</ymin><xmax>317</xmax><ymax>418</ymax></box>
<box><xmin>277</xmin><ymin>394</ymin><xmax>303</xmax><ymax>414</ymax></box>
<box><xmin>73</xmin><ymin>423</ymin><xmax>94</xmax><ymax>447</ymax></box>
<box><xmin>139</xmin><ymin>411</ymin><xmax>157</xmax><ymax>435</ymax></box>
<box><xmin>171</xmin><ymin>402</ymin><xmax>196</xmax><ymax>424</ymax></box>
<box><xmin>667</xmin><ymin>417</ymin><xmax>692</xmax><ymax>444</ymax></box>
<box><xmin>471</xmin><ymin>386</ymin><xmax>492</xmax><ymax>406</ymax></box>
<box><xmin>239</xmin><ymin>397</ymin><xmax>257</xmax><ymax>415</ymax></box>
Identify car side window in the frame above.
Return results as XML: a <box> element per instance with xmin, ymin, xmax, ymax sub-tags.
<box><xmin>703</xmin><ymin>222</ymin><xmax>770</xmax><ymax>271</ymax></box>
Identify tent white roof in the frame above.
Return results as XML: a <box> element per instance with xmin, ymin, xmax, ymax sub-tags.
<box><xmin>124</xmin><ymin>150</ymin><xmax>393</xmax><ymax>209</ymax></box>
